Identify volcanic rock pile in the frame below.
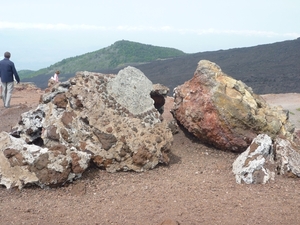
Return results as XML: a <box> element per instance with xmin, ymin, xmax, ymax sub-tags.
<box><xmin>0</xmin><ymin>66</ymin><xmax>173</xmax><ymax>189</ymax></box>
<box><xmin>1</xmin><ymin>60</ymin><xmax>300</xmax><ymax>188</ymax></box>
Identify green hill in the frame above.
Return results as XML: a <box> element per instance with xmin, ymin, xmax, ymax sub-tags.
<box><xmin>19</xmin><ymin>40</ymin><xmax>186</xmax><ymax>79</ymax></box>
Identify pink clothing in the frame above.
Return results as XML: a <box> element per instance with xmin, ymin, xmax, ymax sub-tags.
<box><xmin>54</xmin><ymin>73</ymin><xmax>58</xmax><ymax>82</ymax></box>
<box><xmin>51</xmin><ymin>73</ymin><xmax>59</xmax><ymax>82</ymax></box>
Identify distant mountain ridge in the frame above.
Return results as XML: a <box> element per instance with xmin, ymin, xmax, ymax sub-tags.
<box><xmin>131</xmin><ymin>37</ymin><xmax>300</xmax><ymax>95</ymax></box>
<box><xmin>20</xmin><ymin>40</ymin><xmax>186</xmax><ymax>79</ymax></box>
<box><xmin>22</xmin><ymin>38</ymin><xmax>300</xmax><ymax>94</ymax></box>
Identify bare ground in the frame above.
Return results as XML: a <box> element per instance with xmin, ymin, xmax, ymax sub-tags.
<box><xmin>1</xmin><ymin>89</ymin><xmax>300</xmax><ymax>225</ymax></box>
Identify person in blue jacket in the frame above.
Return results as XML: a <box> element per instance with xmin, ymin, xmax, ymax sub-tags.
<box><xmin>0</xmin><ymin>52</ymin><xmax>20</xmax><ymax>108</ymax></box>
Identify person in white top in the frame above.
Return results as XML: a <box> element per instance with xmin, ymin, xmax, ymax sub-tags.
<box><xmin>51</xmin><ymin>70</ymin><xmax>60</xmax><ymax>82</ymax></box>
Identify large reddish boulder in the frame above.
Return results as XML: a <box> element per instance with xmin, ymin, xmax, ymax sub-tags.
<box><xmin>172</xmin><ymin>60</ymin><xmax>294</xmax><ymax>152</ymax></box>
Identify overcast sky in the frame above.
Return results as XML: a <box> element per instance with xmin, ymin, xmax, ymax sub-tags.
<box><xmin>1</xmin><ymin>0</ymin><xmax>299</xmax><ymax>70</ymax></box>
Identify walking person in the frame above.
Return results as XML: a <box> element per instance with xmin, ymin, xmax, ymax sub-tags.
<box><xmin>0</xmin><ymin>52</ymin><xmax>20</xmax><ymax>108</ymax></box>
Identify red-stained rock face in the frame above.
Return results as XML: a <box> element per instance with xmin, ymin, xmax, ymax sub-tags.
<box><xmin>172</xmin><ymin>60</ymin><xmax>294</xmax><ymax>152</ymax></box>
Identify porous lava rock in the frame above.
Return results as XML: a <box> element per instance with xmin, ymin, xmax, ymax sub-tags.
<box><xmin>0</xmin><ymin>66</ymin><xmax>173</xmax><ymax>189</ymax></box>
<box><xmin>0</xmin><ymin>131</ymin><xmax>90</xmax><ymax>189</ymax></box>
<box><xmin>172</xmin><ymin>60</ymin><xmax>294</xmax><ymax>152</ymax></box>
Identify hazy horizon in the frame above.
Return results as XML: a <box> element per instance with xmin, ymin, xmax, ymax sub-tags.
<box><xmin>13</xmin><ymin>37</ymin><xmax>300</xmax><ymax>72</ymax></box>
<box><xmin>1</xmin><ymin>0</ymin><xmax>299</xmax><ymax>70</ymax></box>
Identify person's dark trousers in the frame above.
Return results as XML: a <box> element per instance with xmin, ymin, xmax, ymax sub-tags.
<box><xmin>1</xmin><ymin>81</ymin><xmax>14</xmax><ymax>108</ymax></box>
